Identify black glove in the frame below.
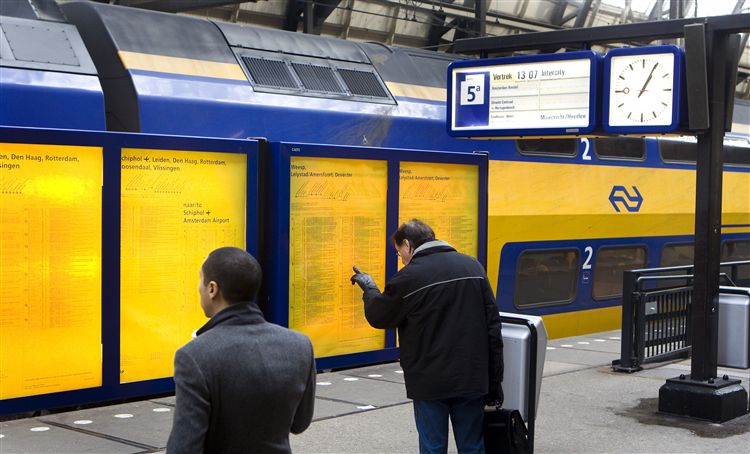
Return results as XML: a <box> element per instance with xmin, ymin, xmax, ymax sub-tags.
<box><xmin>485</xmin><ymin>385</ymin><xmax>504</xmax><ymax>407</ymax></box>
<box><xmin>350</xmin><ymin>266</ymin><xmax>378</xmax><ymax>292</ymax></box>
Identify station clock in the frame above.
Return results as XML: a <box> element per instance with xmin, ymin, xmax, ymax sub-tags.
<box><xmin>603</xmin><ymin>45</ymin><xmax>684</xmax><ymax>134</ymax></box>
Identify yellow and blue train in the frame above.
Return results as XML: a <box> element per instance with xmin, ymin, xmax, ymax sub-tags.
<box><xmin>2</xmin><ymin>0</ymin><xmax>749</xmax><ymax>344</ymax></box>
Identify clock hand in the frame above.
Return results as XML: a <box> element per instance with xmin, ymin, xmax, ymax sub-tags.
<box><xmin>638</xmin><ymin>63</ymin><xmax>658</xmax><ymax>98</ymax></box>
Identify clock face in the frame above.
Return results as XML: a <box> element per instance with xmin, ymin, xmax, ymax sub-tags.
<box><xmin>608</xmin><ymin>52</ymin><xmax>675</xmax><ymax>127</ymax></box>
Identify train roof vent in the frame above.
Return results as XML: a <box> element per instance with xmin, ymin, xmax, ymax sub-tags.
<box><xmin>338</xmin><ymin>68</ymin><xmax>389</xmax><ymax>98</ymax></box>
<box><xmin>242</xmin><ymin>56</ymin><xmax>298</xmax><ymax>89</ymax></box>
<box><xmin>292</xmin><ymin>62</ymin><xmax>345</xmax><ymax>94</ymax></box>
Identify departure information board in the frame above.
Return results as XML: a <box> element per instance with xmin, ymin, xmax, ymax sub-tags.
<box><xmin>0</xmin><ymin>143</ymin><xmax>102</xmax><ymax>399</ymax></box>
<box><xmin>399</xmin><ymin>162</ymin><xmax>479</xmax><ymax>260</ymax></box>
<box><xmin>120</xmin><ymin>148</ymin><xmax>246</xmax><ymax>383</ymax></box>
<box><xmin>289</xmin><ymin>156</ymin><xmax>387</xmax><ymax>357</ymax></box>
<box><xmin>449</xmin><ymin>51</ymin><xmax>599</xmax><ymax>137</ymax></box>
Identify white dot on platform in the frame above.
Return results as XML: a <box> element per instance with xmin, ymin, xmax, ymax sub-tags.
<box><xmin>578</xmin><ymin>342</ymin><xmax>590</xmax><ymax>345</ymax></box>
<box><xmin>394</xmin><ymin>370</ymin><xmax>404</xmax><ymax>374</ymax></box>
<box><xmin>73</xmin><ymin>420</ymin><xmax>93</xmax><ymax>425</ymax></box>
<box><xmin>153</xmin><ymin>408</ymin><xmax>171</xmax><ymax>413</ymax></box>
<box><xmin>546</xmin><ymin>347</ymin><xmax>556</xmax><ymax>350</ymax></box>
<box><xmin>343</xmin><ymin>377</ymin><xmax>359</xmax><ymax>381</ymax></box>
<box><xmin>608</xmin><ymin>337</ymin><xmax>620</xmax><ymax>340</ymax></box>
<box><xmin>356</xmin><ymin>405</ymin><xmax>376</xmax><ymax>410</ymax></box>
<box><xmin>317</xmin><ymin>381</ymin><xmax>332</xmax><ymax>386</ymax></box>
<box><xmin>367</xmin><ymin>374</ymin><xmax>383</xmax><ymax>378</ymax></box>
<box><xmin>0</xmin><ymin>434</ymin><xmax>5</xmax><ymax>438</ymax></box>
<box><xmin>30</xmin><ymin>427</ymin><xmax>50</xmax><ymax>432</ymax></box>
<box><xmin>594</xmin><ymin>339</ymin><xmax>606</xmax><ymax>342</ymax></box>
<box><xmin>560</xmin><ymin>344</ymin><xmax>573</xmax><ymax>348</ymax></box>
<box><xmin>114</xmin><ymin>414</ymin><xmax>133</xmax><ymax>419</ymax></box>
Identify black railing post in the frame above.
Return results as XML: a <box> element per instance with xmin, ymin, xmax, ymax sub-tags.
<box><xmin>613</xmin><ymin>270</ymin><xmax>642</xmax><ymax>372</ymax></box>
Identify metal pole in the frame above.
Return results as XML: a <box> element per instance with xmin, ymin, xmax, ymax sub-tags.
<box><xmin>690</xmin><ymin>28</ymin><xmax>727</xmax><ymax>381</ymax></box>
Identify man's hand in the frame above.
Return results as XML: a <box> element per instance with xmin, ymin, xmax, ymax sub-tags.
<box><xmin>485</xmin><ymin>386</ymin><xmax>503</xmax><ymax>407</ymax></box>
<box><xmin>350</xmin><ymin>266</ymin><xmax>378</xmax><ymax>292</ymax></box>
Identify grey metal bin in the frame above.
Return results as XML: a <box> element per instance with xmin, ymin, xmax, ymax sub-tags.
<box><xmin>499</xmin><ymin>313</ymin><xmax>548</xmax><ymax>423</ymax></box>
<box><xmin>718</xmin><ymin>287</ymin><xmax>750</xmax><ymax>369</ymax></box>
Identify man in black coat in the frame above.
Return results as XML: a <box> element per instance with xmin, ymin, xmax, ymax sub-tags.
<box><xmin>167</xmin><ymin>247</ymin><xmax>315</xmax><ymax>453</ymax></box>
<box><xmin>352</xmin><ymin>219</ymin><xmax>503</xmax><ymax>454</ymax></box>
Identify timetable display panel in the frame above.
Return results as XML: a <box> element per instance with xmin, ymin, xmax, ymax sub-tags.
<box><xmin>399</xmin><ymin>161</ymin><xmax>479</xmax><ymax>261</ymax></box>
<box><xmin>449</xmin><ymin>51</ymin><xmax>599</xmax><ymax>137</ymax></box>
<box><xmin>120</xmin><ymin>148</ymin><xmax>247</xmax><ymax>383</ymax></box>
<box><xmin>0</xmin><ymin>143</ymin><xmax>102</xmax><ymax>399</ymax></box>
<box><xmin>288</xmin><ymin>156</ymin><xmax>388</xmax><ymax>357</ymax></box>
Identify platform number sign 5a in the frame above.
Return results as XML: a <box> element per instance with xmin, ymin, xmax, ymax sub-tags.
<box><xmin>460</xmin><ymin>74</ymin><xmax>485</xmax><ymax>105</ymax></box>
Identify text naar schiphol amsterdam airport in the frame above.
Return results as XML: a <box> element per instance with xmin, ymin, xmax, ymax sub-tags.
<box><xmin>451</xmin><ymin>55</ymin><xmax>593</xmax><ymax>134</ymax></box>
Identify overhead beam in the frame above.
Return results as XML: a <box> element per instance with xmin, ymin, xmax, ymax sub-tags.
<box><xmin>454</xmin><ymin>13</ymin><xmax>750</xmax><ymax>54</ymax></box>
<box><xmin>284</xmin><ymin>0</ymin><xmax>342</xmax><ymax>34</ymax></box>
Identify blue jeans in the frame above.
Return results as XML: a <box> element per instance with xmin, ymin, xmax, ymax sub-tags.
<box><xmin>413</xmin><ymin>396</ymin><xmax>485</xmax><ymax>454</ymax></box>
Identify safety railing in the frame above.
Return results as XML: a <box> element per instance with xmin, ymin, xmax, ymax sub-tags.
<box><xmin>612</xmin><ymin>260</ymin><xmax>750</xmax><ymax>373</ymax></box>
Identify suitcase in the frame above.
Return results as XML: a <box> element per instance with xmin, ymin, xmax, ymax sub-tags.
<box><xmin>483</xmin><ymin>406</ymin><xmax>531</xmax><ymax>454</ymax></box>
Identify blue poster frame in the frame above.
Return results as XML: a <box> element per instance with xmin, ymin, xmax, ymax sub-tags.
<box><xmin>266</xmin><ymin>142</ymin><xmax>488</xmax><ymax>370</ymax></box>
<box><xmin>601</xmin><ymin>45</ymin><xmax>685</xmax><ymax>134</ymax></box>
<box><xmin>0</xmin><ymin>126</ymin><xmax>259</xmax><ymax>415</ymax></box>
<box><xmin>447</xmin><ymin>51</ymin><xmax>601</xmax><ymax>138</ymax></box>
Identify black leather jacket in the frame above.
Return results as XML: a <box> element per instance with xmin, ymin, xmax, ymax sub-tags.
<box><xmin>362</xmin><ymin>241</ymin><xmax>503</xmax><ymax>401</ymax></box>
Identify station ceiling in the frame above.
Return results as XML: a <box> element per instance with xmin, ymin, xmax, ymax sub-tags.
<box><xmin>92</xmin><ymin>0</ymin><xmax>750</xmax><ymax>98</ymax></box>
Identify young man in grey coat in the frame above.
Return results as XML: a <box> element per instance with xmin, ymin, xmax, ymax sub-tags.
<box><xmin>167</xmin><ymin>247</ymin><xmax>315</xmax><ymax>453</ymax></box>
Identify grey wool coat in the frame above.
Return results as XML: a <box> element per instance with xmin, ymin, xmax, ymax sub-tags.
<box><xmin>166</xmin><ymin>303</ymin><xmax>315</xmax><ymax>454</ymax></box>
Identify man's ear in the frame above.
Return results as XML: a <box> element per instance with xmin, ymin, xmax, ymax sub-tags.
<box><xmin>207</xmin><ymin>281</ymin><xmax>219</xmax><ymax>299</ymax></box>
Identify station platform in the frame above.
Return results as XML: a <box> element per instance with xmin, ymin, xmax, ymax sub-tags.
<box><xmin>2</xmin><ymin>330</ymin><xmax>748</xmax><ymax>453</ymax></box>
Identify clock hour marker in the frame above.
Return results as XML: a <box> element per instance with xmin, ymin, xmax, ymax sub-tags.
<box><xmin>629</xmin><ymin>63</ymin><xmax>634</xmax><ymax>70</ymax></box>
<box><xmin>663</xmin><ymin>88</ymin><xmax>672</xmax><ymax>91</ymax></box>
<box><xmin>618</xmin><ymin>103</ymin><xmax>624</xmax><ymax>108</ymax></box>
<box><xmin>628</xmin><ymin>112</ymin><xmax>632</xmax><ymax>119</ymax></box>
<box><xmin>642</xmin><ymin>59</ymin><xmax>645</xmax><ymax>68</ymax></box>
<box><xmin>640</xmin><ymin>113</ymin><xmax>643</xmax><ymax>122</ymax></box>
<box><xmin>652</xmin><ymin>111</ymin><xmax>657</xmax><ymax>118</ymax></box>
<box><xmin>662</xmin><ymin>73</ymin><xmax>669</xmax><ymax>78</ymax></box>
<box><xmin>619</xmin><ymin>75</ymin><xmax>625</xmax><ymax>80</ymax></box>
<box><xmin>661</xmin><ymin>102</ymin><xmax>667</xmax><ymax>107</ymax></box>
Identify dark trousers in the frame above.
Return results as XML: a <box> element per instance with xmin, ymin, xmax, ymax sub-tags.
<box><xmin>413</xmin><ymin>396</ymin><xmax>485</xmax><ymax>454</ymax></box>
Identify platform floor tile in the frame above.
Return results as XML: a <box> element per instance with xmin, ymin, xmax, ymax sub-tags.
<box><xmin>39</xmin><ymin>400</ymin><xmax>173</xmax><ymax>451</ymax></box>
<box><xmin>0</xmin><ymin>418</ymin><xmax>141</xmax><ymax>454</ymax></box>
<box><xmin>314</xmin><ymin>372</ymin><xmax>408</xmax><ymax>408</ymax></box>
<box><xmin>338</xmin><ymin>362</ymin><xmax>406</xmax><ymax>384</ymax></box>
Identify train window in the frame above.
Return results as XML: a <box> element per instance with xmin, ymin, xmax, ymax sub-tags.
<box><xmin>291</xmin><ymin>63</ymin><xmax>345</xmax><ymax>94</ymax></box>
<box><xmin>721</xmin><ymin>240</ymin><xmax>750</xmax><ymax>286</ymax></box>
<box><xmin>338</xmin><ymin>69</ymin><xmax>389</xmax><ymax>98</ymax></box>
<box><xmin>593</xmin><ymin>138</ymin><xmax>646</xmax><ymax>160</ymax></box>
<box><xmin>661</xmin><ymin>244</ymin><xmax>694</xmax><ymax>267</ymax></box>
<box><xmin>516</xmin><ymin>139</ymin><xmax>578</xmax><ymax>157</ymax></box>
<box><xmin>724</xmin><ymin>144</ymin><xmax>750</xmax><ymax>166</ymax></box>
<box><xmin>514</xmin><ymin>249</ymin><xmax>579</xmax><ymax>309</ymax></box>
<box><xmin>658</xmin><ymin>244</ymin><xmax>694</xmax><ymax>288</ymax></box>
<box><xmin>593</xmin><ymin>246</ymin><xmax>647</xmax><ymax>299</ymax></box>
<box><xmin>659</xmin><ymin>139</ymin><xmax>696</xmax><ymax>163</ymax></box>
<box><xmin>659</xmin><ymin>139</ymin><xmax>750</xmax><ymax>166</ymax></box>
<box><xmin>242</xmin><ymin>56</ymin><xmax>299</xmax><ymax>90</ymax></box>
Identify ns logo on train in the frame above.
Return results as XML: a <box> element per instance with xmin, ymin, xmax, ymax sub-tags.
<box><xmin>608</xmin><ymin>185</ymin><xmax>643</xmax><ymax>212</ymax></box>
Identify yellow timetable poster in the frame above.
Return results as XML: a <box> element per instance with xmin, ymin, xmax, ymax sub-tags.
<box><xmin>289</xmin><ymin>157</ymin><xmax>387</xmax><ymax>357</ymax></box>
<box><xmin>120</xmin><ymin>148</ymin><xmax>246</xmax><ymax>383</ymax></box>
<box><xmin>0</xmin><ymin>143</ymin><xmax>102</xmax><ymax>399</ymax></box>
<box><xmin>399</xmin><ymin>162</ymin><xmax>479</xmax><ymax>260</ymax></box>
